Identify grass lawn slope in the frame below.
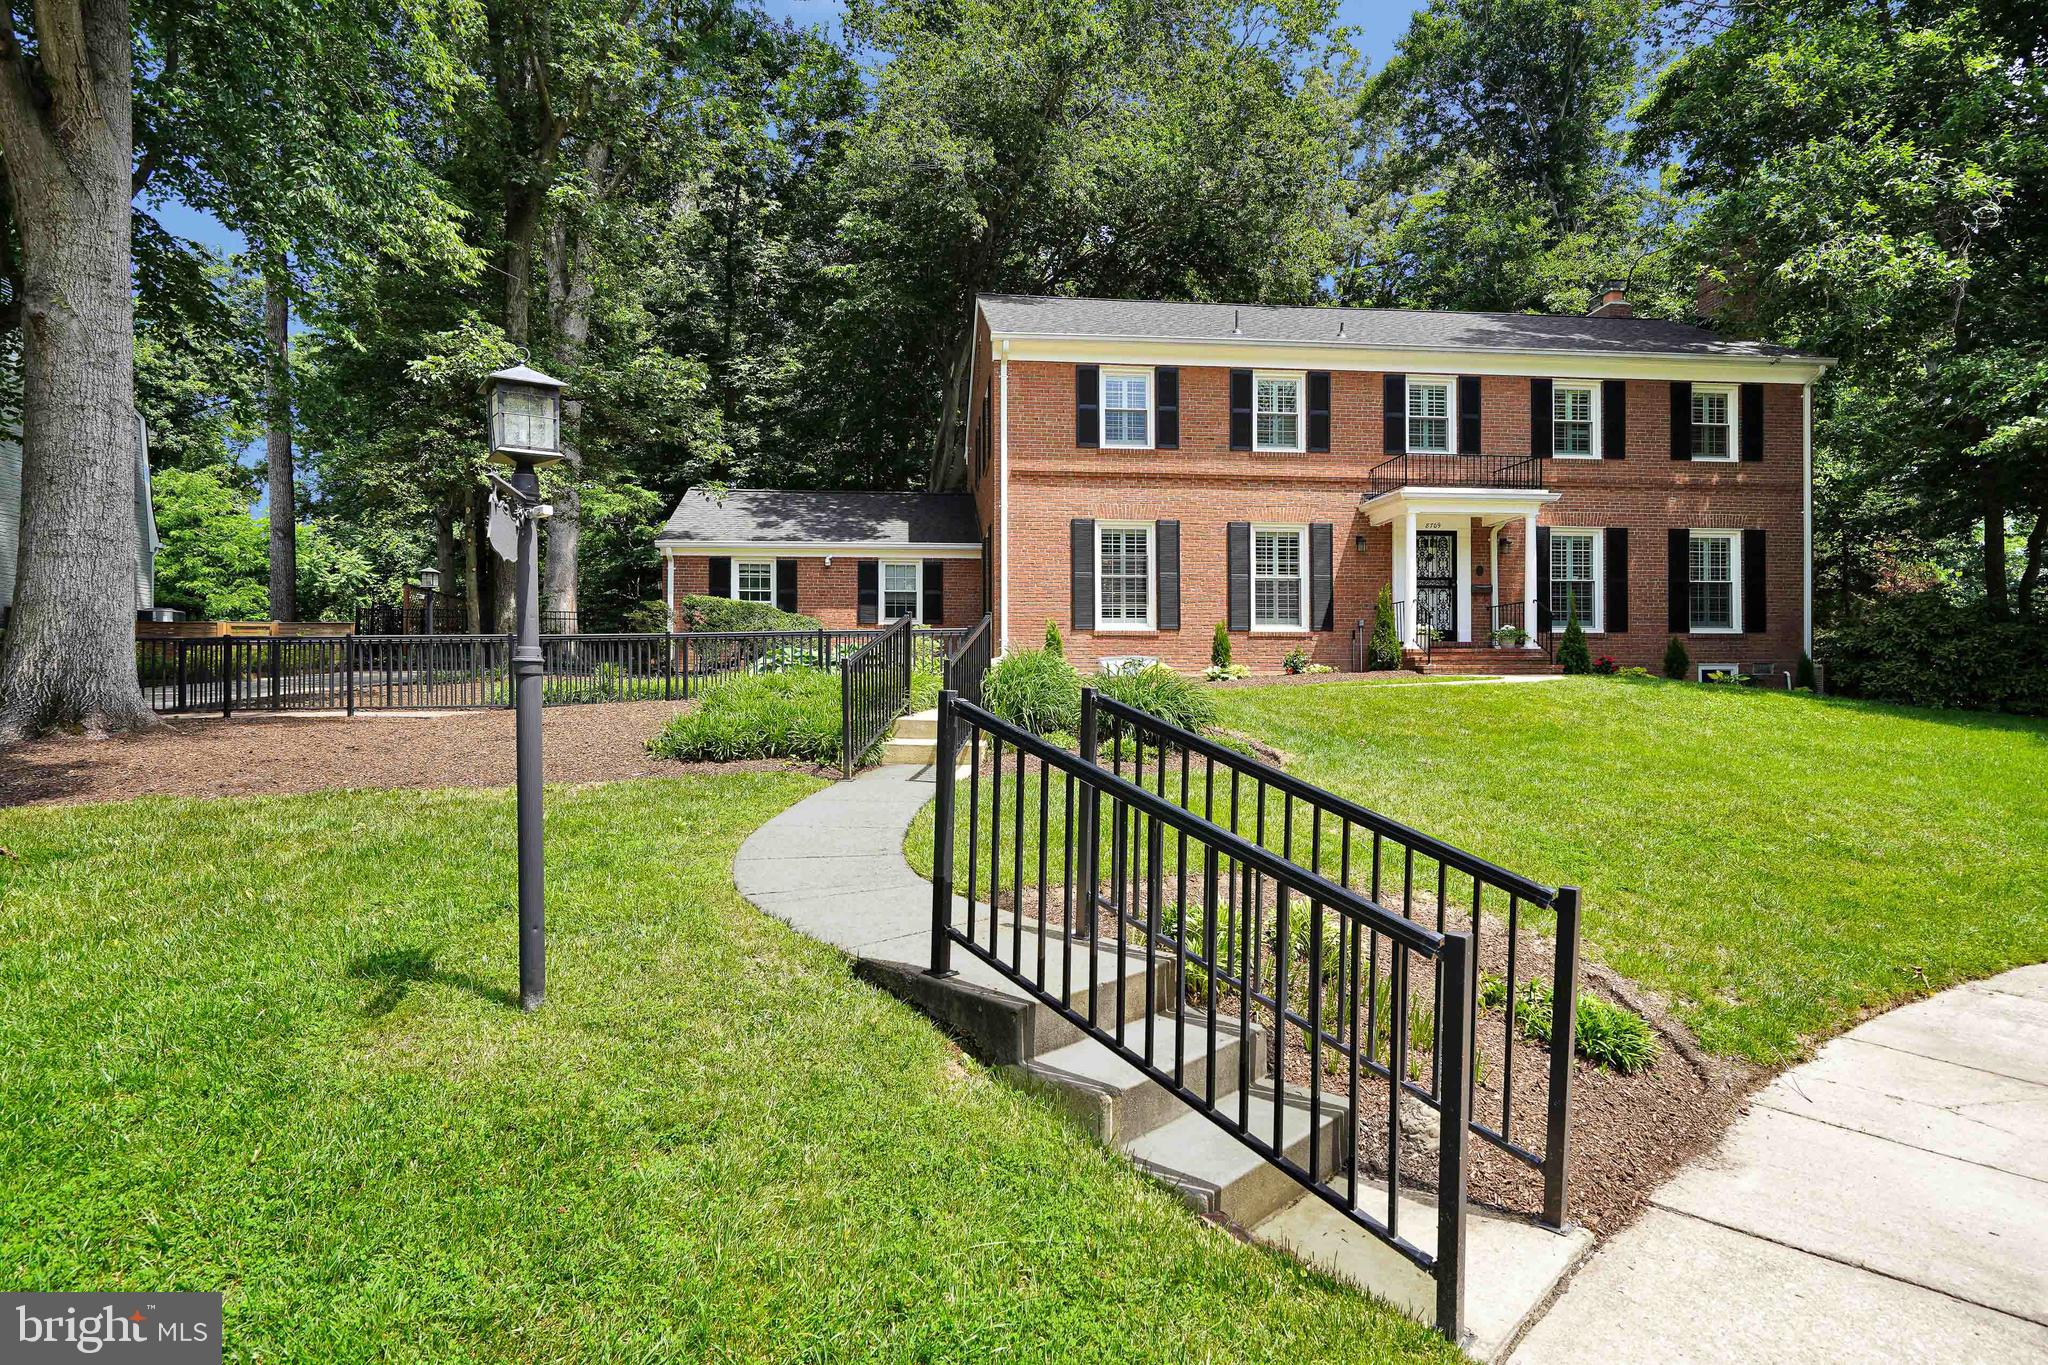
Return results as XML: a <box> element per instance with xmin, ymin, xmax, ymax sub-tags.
<box><xmin>0</xmin><ymin>777</ymin><xmax>1451</xmax><ymax>1363</ymax></box>
<box><xmin>1211</xmin><ymin>678</ymin><xmax>2048</xmax><ymax>1063</ymax></box>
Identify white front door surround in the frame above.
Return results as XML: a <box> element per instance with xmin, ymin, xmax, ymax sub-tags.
<box><xmin>1365</xmin><ymin>489</ymin><xmax>1562</xmax><ymax>649</ymax></box>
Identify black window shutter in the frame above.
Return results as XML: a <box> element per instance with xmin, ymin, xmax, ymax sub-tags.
<box><xmin>708</xmin><ymin>556</ymin><xmax>731</xmax><ymax>598</ymax></box>
<box><xmin>1227</xmin><ymin>522</ymin><xmax>1251</xmax><ymax>631</ymax></box>
<box><xmin>1743</xmin><ymin>529</ymin><xmax>1767</xmax><ymax>633</ymax></box>
<box><xmin>1670</xmin><ymin>381</ymin><xmax>1693</xmax><ymax>460</ymax></box>
<box><xmin>1458</xmin><ymin>375</ymin><xmax>1482</xmax><ymax>453</ymax></box>
<box><xmin>1075</xmin><ymin>365</ymin><xmax>1099</xmax><ymax>447</ymax></box>
<box><xmin>1602</xmin><ymin>378</ymin><xmax>1627</xmax><ymax>459</ymax></box>
<box><xmin>1156</xmin><ymin>367</ymin><xmax>1180</xmax><ymax>449</ymax></box>
<box><xmin>856</xmin><ymin>560</ymin><xmax>878</xmax><ymax>624</ymax></box>
<box><xmin>1530</xmin><ymin>378</ymin><xmax>1553</xmax><ymax>457</ymax></box>
<box><xmin>1739</xmin><ymin>383</ymin><xmax>1764</xmax><ymax>461</ymax></box>
<box><xmin>1667</xmin><ymin>530</ymin><xmax>1689</xmax><ymax>632</ymax></box>
<box><xmin>1155</xmin><ymin>520</ymin><xmax>1180</xmax><ymax>630</ymax></box>
<box><xmin>1604</xmin><ymin>528</ymin><xmax>1628</xmax><ymax>633</ymax></box>
<box><xmin>1383</xmin><ymin>374</ymin><xmax>1406</xmax><ymax>453</ymax></box>
<box><xmin>922</xmin><ymin>559</ymin><xmax>944</xmax><ymax>626</ymax></box>
<box><xmin>775</xmin><ymin>559</ymin><xmax>797</xmax><ymax>613</ymax></box>
<box><xmin>1228</xmin><ymin>370</ymin><xmax>1253</xmax><ymax>450</ymax></box>
<box><xmin>1070</xmin><ymin>520</ymin><xmax>1095</xmax><ymax>630</ymax></box>
<box><xmin>1534</xmin><ymin>527</ymin><xmax>1552</xmax><ymax>632</ymax></box>
<box><xmin>1310</xmin><ymin>523</ymin><xmax>1334</xmax><ymax>631</ymax></box>
<box><xmin>1306</xmin><ymin>372</ymin><xmax>1332</xmax><ymax>452</ymax></box>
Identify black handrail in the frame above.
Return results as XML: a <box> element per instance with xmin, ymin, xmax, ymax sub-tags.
<box><xmin>1362</xmin><ymin>451</ymin><xmax>1549</xmax><ymax>497</ymax></box>
<box><xmin>941</xmin><ymin>614</ymin><xmax>992</xmax><ymax>718</ymax></box>
<box><xmin>928</xmin><ymin>690</ymin><xmax>1474</xmax><ymax>1337</ymax></box>
<box><xmin>838</xmin><ymin>616</ymin><xmax>913</xmax><ymax>777</ymax></box>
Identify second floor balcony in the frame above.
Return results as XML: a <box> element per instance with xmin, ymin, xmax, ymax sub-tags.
<box><xmin>1362</xmin><ymin>452</ymin><xmax>1550</xmax><ymax>500</ymax></box>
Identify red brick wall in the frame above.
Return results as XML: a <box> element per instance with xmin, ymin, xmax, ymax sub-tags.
<box><xmin>665</xmin><ymin>554</ymin><xmax>983</xmax><ymax>631</ymax></box>
<box><xmin>974</xmin><ymin>356</ymin><xmax>1809</xmax><ymax>673</ymax></box>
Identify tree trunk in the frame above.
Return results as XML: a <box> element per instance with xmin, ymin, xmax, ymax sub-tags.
<box><xmin>463</xmin><ymin>486</ymin><xmax>483</xmax><ymax>628</ymax></box>
<box><xmin>263</xmin><ymin>257</ymin><xmax>296</xmax><ymax>621</ymax></box>
<box><xmin>1982</xmin><ymin>472</ymin><xmax>2008</xmax><ymax>618</ymax></box>
<box><xmin>538</xmin><ymin>139</ymin><xmax>604</xmax><ymax>634</ymax></box>
<box><xmin>542</xmin><ymin>479</ymin><xmax>579</xmax><ymax>631</ymax></box>
<box><xmin>0</xmin><ymin>0</ymin><xmax>153</xmax><ymax>737</ymax></box>
<box><xmin>2017</xmin><ymin>510</ymin><xmax>2046</xmax><ymax>621</ymax></box>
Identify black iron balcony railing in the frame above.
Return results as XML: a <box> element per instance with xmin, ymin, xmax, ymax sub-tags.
<box><xmin>1362</xmin><ymin>452</ymin><xmax>1549</xmax><ymax>498</ymax></box>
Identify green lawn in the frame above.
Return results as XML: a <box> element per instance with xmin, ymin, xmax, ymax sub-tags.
<box><xmin>0</xmin><ymin>777</ymin><xmax>1451</xmax><ymax>1363</ymax></box>
<box><xmin>908</xmin><ymin>678</ymin><xmax>2047</xmax><ymax>1064</ymax></box>
<box><xmin>1209</xmin><ymin>678</ymin><xmax>2048</xmax><ymax>1062</ymax></box>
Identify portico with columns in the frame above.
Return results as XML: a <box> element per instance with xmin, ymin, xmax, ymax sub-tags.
<box><xmin>1362</xmin><ymin>488</ymin><xmax>1563</xmax><ymax>649</ymax></box>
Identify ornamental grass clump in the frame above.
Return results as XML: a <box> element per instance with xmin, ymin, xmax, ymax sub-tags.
<box><xmin>1511</xmin><ymin>978</ymin><xmax>1661</xmax><ymax>1075</ymax></box>
<box><xmin>981</xmin><ymin>647</ymin><xmax>1082</xmax><ymax>736</ymax></box>
<box><xmin>1091</xmin><ymin>663</ymin><xmax>1216</xmax><ymax>735</ymax></box>
<box><xmin>647</xmin><ymin>668</ymin><xmax>843</xmax><ymax>764</ymax></box>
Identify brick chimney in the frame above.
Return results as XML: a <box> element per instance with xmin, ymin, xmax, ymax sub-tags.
<box><xmin>1588</xmin><ymin>280</ymin><xmax>1632</xmax><ymax>319</ymax></box>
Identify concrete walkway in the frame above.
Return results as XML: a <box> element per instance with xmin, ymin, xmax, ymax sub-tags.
<box><xmin>1512</xmin><ymin>965</ymin><xmax>2048</xmax><ymax>1363</ymax></box>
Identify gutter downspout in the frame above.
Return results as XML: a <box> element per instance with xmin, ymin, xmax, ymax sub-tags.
<box><xmin>999</xmin><ymin>338</ymin><xmax>1011</xmax><ymax>656</ymax></box>
<box><xmin>1802</xmin><ymin>380</ymin><xmax>1813</xmax><ymax>659</ymax></box>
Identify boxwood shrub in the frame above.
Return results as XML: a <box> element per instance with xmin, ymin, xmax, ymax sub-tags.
<box><xmin>1821</xmin><ymin>590</ymin><xmax>2048</xmax><ymax>715</ymax></box>
<box><xmin>674</xmin><ymin>594</ymin><xmax>823</xmax><ymax>634</ymax></box>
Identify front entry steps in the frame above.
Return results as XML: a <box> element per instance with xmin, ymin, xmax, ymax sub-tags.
<box><xmin>870</xmin><ymin>911</ymin><xmax>1593</xmax><ymax>1361</ymax></box>
<box><xmin>879</xmin><ymin>708</ymin><xmax>940</xmax><ymax>766</ymax></box>
<box><xmin>1404</xmin><ymin>645</ymin><xmax>1563</xmax><ymax>676</ymax></box>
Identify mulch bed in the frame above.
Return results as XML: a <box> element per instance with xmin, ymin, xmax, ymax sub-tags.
<box><xmin>0</xmin><ymin>701</ymin><xmax>823</xmax><ymax>808</ymax></box>
<box><xmin>979</xmin><ymin>872</ymin><xmax>1756</xmax><ymax>1235</ymax></box>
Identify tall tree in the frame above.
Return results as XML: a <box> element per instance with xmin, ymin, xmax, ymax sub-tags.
<box><xmin>0</xmin><ymin>0</ymin><xmax>151</xmax><ymax>735</ymax></box>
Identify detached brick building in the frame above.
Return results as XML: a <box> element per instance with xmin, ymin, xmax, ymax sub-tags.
<box><xmin>661</xmin><ymin>292</ymin><xmax>1831</xmax><ymax>677</ymax></box>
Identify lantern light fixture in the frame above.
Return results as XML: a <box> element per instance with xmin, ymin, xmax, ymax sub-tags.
<box><xmin>483</xmin><ymin>362</ymin><xmax>568</xmax><ymax>466</ymax></box>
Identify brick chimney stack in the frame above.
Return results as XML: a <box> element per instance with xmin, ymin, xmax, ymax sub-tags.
<box><xmin>1588</xmin><ymin>280</ymin><xmax>1632</xmax><ymax>319</ymax></box>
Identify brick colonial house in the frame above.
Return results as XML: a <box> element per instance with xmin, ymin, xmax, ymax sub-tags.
<box><xmin>661</xmin><ymin>292</ymin><xmax>1832</xmax><ymax>675</ymax></box>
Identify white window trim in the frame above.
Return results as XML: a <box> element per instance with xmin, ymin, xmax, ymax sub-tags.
<box><xmin>733</xmin><ymin>558</ymin><xmax>776</xmax><ymax>605</ymax></box>
<box><xmin>1687</xmin><ymin>529</ymin><xmax>1743</xmax><ymax>634</ymax></box>
<box><xmin>1253</xmin><ymin>370</ymin><xmax>1306</xmax><ymax>454</ymax></box>
<box><xmin>879</xmin><ymin>559</ymin><xmax>923</xmax><ymax>624</ymax></box>
<box><xmin>1099</xmin><ymin>366</ymin><xmax>1153</xmax><ymax>450</ymax></box>
<box><xmin>1551</xmin><ymin>381</ymin><xmax>1601</xmax><ymax>459</ymax></box>
<box><xmin>1250</xmin><ymin>524</ymin><xmax>1310</xmax><ymax>633</ymax></box>
<box><xmin>1547</xmin><ymin>527</ymin><xmax>1604</xmax><ymax>634</ymax></box>
<box><xmin>1094</xmin><ymin>520</ymin><xmax>1156</xmax><ymax>632</ymax></box>
<box><xmin>1690</xmin><ymin>383</ymin><xmax>1739</xmax><ymax>462</ymax></box>
<box><xmin>1696</xmin><ymin>663</ymin><xmax>1740</xmax><ymax>682</ymax></box>
<box><xmin>1406</xmin><ymin>374</ymin><xmax>1456</xmax><ymax>455</ymax></box>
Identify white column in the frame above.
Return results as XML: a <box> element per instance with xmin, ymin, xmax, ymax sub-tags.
<box><xmin>1489</xmin><ymin>525</ymin><xmax>1500</xmax><ymax>638</ymax></box>
<box><xmin>1398</xmin><ymin>511</ymin><xmax>1419</xmax><ymax>647</ymax></box>
<box><xmin>1455</xmin><ymin>527</ymin><xmax>1473</xmax><ymax>642</ymax></box>
<box><xmin>1522</xmin><ymin>511</ymin><xmax>1539</xmax><ymax>649</ymax></box>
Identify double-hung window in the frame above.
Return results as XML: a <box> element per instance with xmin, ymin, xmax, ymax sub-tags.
<box><xmin>1553</xmin><ymin>383</ymin><xmax>1597</xmax><ymax>457</ymax></box>
<box><xmin>1096</xmin><ymin>523</ymin><xmax>1154</xmax><ymax>630</ymax></box>
<box><xmin>1254</xmin><ymin>373</ymin><xmax>1303</xmax><ymax>451</ymax></box>
<box><xmin>1101</xmin><ymin>369</ymin><xmax>1151</xmax><ymax>447</ymax></box>
<box><xmin>1688</xmin><ymin>531</ymin><xmax>1740</xmax><ymax>631</ymax></box>
<box><xmin>1407</xmin><ymin>378</ymin><xmax>1452</xmax><ymax>453</ymax></box>
<box><xmin>1548</xmin><ymin>530</ymin><xmax>1600</xmax><ymax>631</ymax></box>
<box><xmin>1252</xmin><ymin>527</ymin><xmax>1307</xmax><ymax>630</ymax></box>
<box><xmin>735</xmin><ymin>560</ymin><xmax>775</xmax><ymax>604</ymax></box>
<box><xmin>881</xmin><ymin>561</ymin><xmax>920</xmax><ymax>622</ymax></box>
<box><xmin>1691</xmin><ymin>386</ymin><xmax>1735</xmax><ymax>460</ymax></box>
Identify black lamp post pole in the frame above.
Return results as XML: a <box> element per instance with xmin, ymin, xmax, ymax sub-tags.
<box><xmin>512</xmin><ymin>457</ymin><xmax>546</xmax><ymax>1011</ymax></box>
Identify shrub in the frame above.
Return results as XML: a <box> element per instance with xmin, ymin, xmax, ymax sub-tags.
<box><xmin>1281</xmin><ymin>645</ymin><xmax>1313</xmax><ymax>675</ymax></box>
<box><xmin>1044</xmin><ymin>619</ymin><xmax>1064</xmax><ymax>657</ymax></box>
<box><xmin>1368</xmin><ymin>584</ymin><xmax>1403</xmax><ymax>670</ymax></box>
<box><xmin>1556</xmin><ymin>609</ymin><xmax>1592</xmax><ymax>674</ymax></box>
<box><xmin>674</xmin><ymin>595</ymin><xmax>821</xmax><ymax>634</ymax></box>
<box><xmin>1820</xmin><ymin>589</ymin><xmax>2048</xmax><ymax>715</ymax></box>
<box><xmin>981</xmin><ymin>648</ymin><xmax>1082</xmax><ymax>735</ymax></box>
<box><xmin>622</xmin><ymin>599</ymin><xmax>671</xmax><ymax>633</ymax></box>
<box><xmin>1662</xmin><ymin>635</ymin><xmax>1691</xmax><ymax>680</ymax></box>
<box><xmin>1512</xmin><ymin>979</ymin><xmax>1661</xmax><ymax>1074</ymax></box>
<box><xmin>1091</xmin><ymin>663</ymin><xmax>1216</xmax><ymax>735</ymax></box>
<box><xmin>1491</xmin><ymin>625</ymin><xmax>1529</xmax><ymax>648</ymax></box>
<box><xmin>1795</xmin><ymin>652</ymin><xmax>1818</xmax><ymax>691</ymax></box>
<box><xmin>1616</xmin><ymin>665</ymin><xmax>1654</xmax><ymax>681</ymax></box>
<box><xmin>1203</xmin><ymin>663</ymin><xmax>1251</xmax><ymax>681</ymax></box>
<box><xmin>1591</xmin><ymin>654</ymin><xmax>1619</xmax><ymax>675</ymax></box>
<box><xmin>1211</xmin><ymin>621</ymin><xmax>1232</xmax><ymax>670</ymax></box>
<box><xmin>647</xmin><ymin>668</ymin><xmax>843</xmax><ymax>764</ymax></box>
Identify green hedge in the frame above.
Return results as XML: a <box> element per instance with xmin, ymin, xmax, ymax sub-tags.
<box><xmin>674</xmin><ymin>595</ymin><xmax>823</xmax><ymax>634</ymax></box>
<box><xmin>1821</xmin><ymin>591</ymin><xmax>2048</xmax><ymax>715</ymax></box>
<box><xmin>648</xmin><ymin>668</ymin><xmax>844</xmax><ymax>763</ymax></box>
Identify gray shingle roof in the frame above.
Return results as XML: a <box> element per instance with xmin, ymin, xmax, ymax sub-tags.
<box><xmin>978</xmin><ymin>294</ymin><xmax>1827</xmax><ymax>362</ymax></box>
<box><xmin>656</xmin><ymin>488</ymin><xmax>981</xmax><ymax>548</ymax></box>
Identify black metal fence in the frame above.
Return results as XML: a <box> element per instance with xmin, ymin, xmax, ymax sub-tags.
<box><xmin>942</xmin><ymin>614</ymin><xmax>992</xmax><ymax>718</ymax></box>
<box><xmin>1363</xmin><ymin>452</ymin><xmax>1549</xmax><ymax>497</ymax></box>
<box><xmin>839</xmin><ymin>616</ymin><xmax>913</xmax><ymax>777</ymax></box>
<box><xmin>924</xmin><ymin>686</ymin><xmax>1582</xmax><ymax>1341</ymax></box>
<box><xmin>139</xmin><ymin>626</ymin><xmax>967</xmax><ymax>717</ymax></box>
<box><xmin>1487</xmin><ymin>601</ymin><xmax>1555</xmax><ymax>658</ymax></box>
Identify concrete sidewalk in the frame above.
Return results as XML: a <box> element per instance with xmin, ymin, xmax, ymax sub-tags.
<box><xmin>1511</xmin><ymin>964</ymin><xmax>2048</xmax><ymax>1363</ymax></box>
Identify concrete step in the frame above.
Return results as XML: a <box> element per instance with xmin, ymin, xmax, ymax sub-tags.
<box><xmin>1123</xmin><ymin>1088</ymin><xmax>1349</xmax><ymax>1228</ymax></box>
<box><xmin>1019</xmin><ymin>1014</ymin><xmax>1268</xmax><ymax>1144</ymax></box>
<box><xmin>893</xmin><ymin>709</ymin><xmax>939</xmax><ymax>740</ymax></box>
<box><xmin>880</xmin><ymin>737</ymin><xmax>938</xmax><ymax>766</ymax></box>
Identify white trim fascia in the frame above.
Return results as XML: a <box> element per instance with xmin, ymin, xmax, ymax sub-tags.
<box><xmin>1363</xmin><ymin>488</ymin><xmax>1562</xmax><ymax>525</ymax></box>
<box><xmin>1000</xmin><ymin>344</ymin><xmax>1012</xmax><ymax>654</ymax></box>
<box><xmin>656</xmin><ymin>541</ymin><xmax>982</xmax><ymax>557</ymax></box>
<box><xmin>993</xmin><ymin>335</ymin><xmax>1835</xmax><ymax>385</ymax></box>
<box><xmin>1802</xmin><ymin>380</ymin><xmax>1814</xmax><ymax>658</ymax></box>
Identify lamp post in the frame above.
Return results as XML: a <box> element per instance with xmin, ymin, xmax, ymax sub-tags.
<box><xmin>419</xmin><ymin>566</ymin><xmax>442</xmax><ymax>636</ymax></box>
<box><xmin>483</xmin><ymin>362</ymin><xmax>567</xmax><ymax>1012</ymax></box>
